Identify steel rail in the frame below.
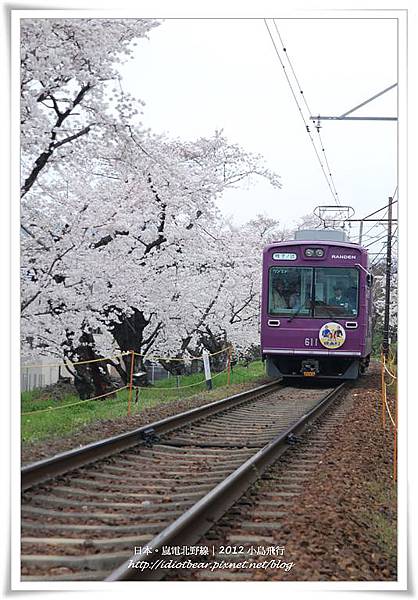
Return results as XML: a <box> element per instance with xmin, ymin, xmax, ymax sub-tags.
<box><xmin>107</xmin><ymin>382</ymin><xmax>347</xmax><ymax>581</ymax></box>
<box><xmin>21</xmin><ymin>379</ymin><xmax>283</xmax><ymax>491</ymax></box>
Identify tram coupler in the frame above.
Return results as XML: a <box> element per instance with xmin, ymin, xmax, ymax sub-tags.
<box><xmin>300</xmin><ymin>359</ymin><xmax>319</xmax><ymax>378</ymax></box>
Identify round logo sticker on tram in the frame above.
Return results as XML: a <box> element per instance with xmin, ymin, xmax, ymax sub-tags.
<box><xmin>319</xmin><ymin>322</ymin><xmax>346</xmax><ymax>349</ymax></box>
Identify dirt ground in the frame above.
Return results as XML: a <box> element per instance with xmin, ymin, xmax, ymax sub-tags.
<box><xmin>263</xmin><ymin>367</ymin><xmax>397</xmax><ymax>581</ymax></box>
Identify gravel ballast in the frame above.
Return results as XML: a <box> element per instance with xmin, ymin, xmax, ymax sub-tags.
<box><xmin>167</xmin><ymin>366</ymin><xmax>397</xmax><ymax>582</ymax></box>
<box><xmin>21</xmin><ymin>378</ymin><xmax>269</xmax><ymax>465</ymax></box>
<box><xmin>270</xmin><ymin>370</ymin><xmax>397</xmax><ymax>581</ymax></box>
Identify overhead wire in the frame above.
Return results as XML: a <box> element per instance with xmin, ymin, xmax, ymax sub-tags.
<box><xmin>272</xmin><ymin>20</ymin><xmax>341</xmax><ymax>205</ymax></box>
<box><xmin>370</xmin><ymin>242</ymin><xmax>387</xmax><ymax>265</ymax></box>
<box><xmin>370</xmin><ymin>225</ymin><xmax>398</xmax><ymax>266</ymax></box>
<box><xmin>264</xmin><ymin>18</ymin><xmax>341</xmax><ymax>206</ymax></box>
<box><xmin>361</xmin><ymin>225</ymin><xmax>389</xmax><ymax>246</ymax></box>
<box><xmin>363</xmin><ymin>187</ymin><xmax>399</xmax><ymax>264</ymax></box>
<box><xmin>363</xmin><ymin>233</ymin><xmax>388</xmax><ymax>249</ymax></box>
<box><xmin>360</xmin><ymin>188</ymin><xmax>398</xmax><ymax>240</ymax></box>
<box><xmin>360</xmin><ymin>209</ymin><xmax>388</xmax><ymax>241</ymax></box>
<box><xmin>390</xmin><ymin>227</ymin><xmax>399</xmax><ymax>253</ymax></box>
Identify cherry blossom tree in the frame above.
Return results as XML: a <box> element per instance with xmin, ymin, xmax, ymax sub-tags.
<box><xmin>21</xmin><ymin>125</ymin><xmax>282</xmax><ymax>392</ymax></box>
<box><xmin>21</xmin><ymin>18</ymin><xmax>159</xmax><ymax>199</ymax></box>
<box><xmin>20</xmin><ymin>18</ymin><xmax>284</xmax><ymax>397</ymax></box>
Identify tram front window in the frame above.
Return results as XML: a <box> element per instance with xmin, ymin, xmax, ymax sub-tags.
<box><xmin>268</xmin><ymin>267</ymin><xmax>313</xmax><ymax>316</ymax></box>
<box><xmin>313</xmin><ymin>268</ymin><xmax>359</xmax><ymax>318</ymax></box>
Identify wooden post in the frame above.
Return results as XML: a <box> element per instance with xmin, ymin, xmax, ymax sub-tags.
<box><xmin>127</xmin><ymin>350</ymin><xmax>135</xmax><ymax>416</ymax></box>
<box><xmin>381</xmin><ymin>354</ymin><xmax>386</xmax><ymax>429</ymax></box>
<box><xmin>227</xmin><ymin>348</ymin><xmax>231</xmax><ymax>386</ymax></box>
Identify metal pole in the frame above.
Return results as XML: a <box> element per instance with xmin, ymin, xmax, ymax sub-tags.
<box><xmin>382</xmin><ymin>198</ymin><xmax>393</xmax><ymax>358</ymax></box>
<box><xmin>339</xmin><ymin>83</ymin><xmax>398</xmax><ymax>118</ymax></box>
<box><xmin>309</xmin><ymin>116</ymin><xmax>397</xmax><ymax>121</ymax></box>
<box><xmin>359</xmin><ymin>220</ymin><xmax>364</xmax><ymax>245</ymax></box>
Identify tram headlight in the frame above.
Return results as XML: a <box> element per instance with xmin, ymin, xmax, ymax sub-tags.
<box><xmin>304</xmin><ymin>247</ymin><xmax>324</xmax><ymax>258</ymax></box>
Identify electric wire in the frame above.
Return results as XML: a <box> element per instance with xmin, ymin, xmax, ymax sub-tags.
<box><xmin>370</xmin><ymin>226</ymin><xmax>398</xmax><ymax>266</ymax></box>
<box><xmin>371</xmin><ymin>244</ymin><xmax>387</xmax><ymax>266</ymax></box>
<box><xmin>361</xmin><ymin>224</ymin><xmax>389</xmax><ymax>246</ymax></box>
<box><xmin>360</xmin><ymin>188</ymin><xmax>398</xmax><ymax>240</ymax></box>
<box><xmin>361</xmin><ymin>210</ymin><xmax>388</xmax><ymax>241</ymax></box>
<box><xmin>272</xmin><ymin>19</ymin><xmax>341</xmax><ymax>205</ymax></box>
<box><xmin>363</xmin><ymin>232</ymin><xmax>388</xmax><ymax>249</ymax></box>
<box><xmin>264</xmin><ymin>19</ymin><xmax>341</xmax><ymax>206</ymax></box>
<box><xmin>363</xmin><ymin>189</ymin><xmax>398</xmax><ymax>259</ymax></box>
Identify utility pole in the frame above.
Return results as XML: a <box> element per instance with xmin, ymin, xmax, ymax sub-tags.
<box><xmin>382</xmin><ymin>197</ymin><xmax>394</xmax><ymax>358</ymax></box>
<box><xmin>359</xmin><ymin>220</ymin><xmax>364</xmax><ymax>245</ymax></box>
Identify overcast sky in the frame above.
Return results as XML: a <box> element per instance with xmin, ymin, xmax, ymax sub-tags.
<box><xmin>119</xmin><ymin>17</ymin><xmax>398</xmax><ymax>251</ymax></box>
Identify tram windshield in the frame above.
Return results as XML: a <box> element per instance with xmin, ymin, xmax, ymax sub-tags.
<box><xmin>313</xmin><ymin>267</ymin><xmax>359</xmax><ymax>318</ymax></box>
<box><xmin>268</xmin><ymin>267</ymin><xmax>359</xmax><ymax>318</ymax></box>
<box><xmin>268</xmin><ymin>267</ymin><xmax>313</xmax><ymax>316</ymax></box>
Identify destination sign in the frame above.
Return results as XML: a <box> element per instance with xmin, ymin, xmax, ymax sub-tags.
<box><xmin>272</xmin><ymin>252</ymin><xmax>297</xmax><ymax>261</ymax></box>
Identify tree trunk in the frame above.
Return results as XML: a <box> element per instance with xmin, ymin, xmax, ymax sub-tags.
<box><xmin>63</xmin><ymin>329</ymin><xmax>116</xmax><ymax>399</ymax></box>
<box><xmin>198</xmin><ymin>327</ymin><xmax>228</xmax><ymax>372</ymax></box>
<box><xmin>109</xmin><ymin>308</ymin><xmax>150</xmax><ymax>385</ymax></box>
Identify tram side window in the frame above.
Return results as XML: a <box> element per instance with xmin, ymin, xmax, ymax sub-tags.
<box><xmin>313</xmin><ymin>268</ymin><xmax>359</xmax><ymax>318</ymax></box>
<box><xmin>268</xmin><ymin>267</ymin><xmax>313</xmax><ymax>315</ymax></box>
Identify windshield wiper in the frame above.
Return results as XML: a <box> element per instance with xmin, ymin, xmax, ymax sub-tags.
<box><xmin>287</xmin><ymin>298</ymin><xmax>312</xmax><ymax>322</ymax></box>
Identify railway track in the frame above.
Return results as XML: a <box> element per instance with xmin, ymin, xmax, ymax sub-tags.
<box><xmin>21</xmin><ymin>380</ymin><xmax>348</xmax><ymax>582</ymax></box>
<box><xmin>168</xmin><ymin>392</ymin><xmax>356</xmax><ymax>581</ymax></box>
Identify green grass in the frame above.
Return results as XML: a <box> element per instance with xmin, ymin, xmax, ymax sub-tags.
<box><xmin>362</xmin><ymin>480</ymin><xmax>397</xmax><ymax>560</ymax></box>
<box><xmin>21</xmin><ymin>361</ymin><xmax>266</xmax><ymax>444</ymax></box>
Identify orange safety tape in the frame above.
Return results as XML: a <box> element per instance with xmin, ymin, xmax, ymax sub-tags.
<box><xmin>22</xmin><ymin>353</ymin><xmax>129</xmax><ymax>369</ymax></box>
<box><xmin>132</xmin><ymin>352</ymin><xmax>201</xmax><ymax>362</ymax></box>
<box><xmin>131</xmin><ymin>364</ymin><xmax>231</xmax><ymax>390</ymax></box>
<box><xmin>132</xmin><ymin>346</ymin><xmax>233</xmax><ymax>362</ymax></box>
<box><xmin>22</xmin><ymin>358</ymin><xmax>253</xmax><ymax>415</ymax></box>
<box><xmin>384</xmin><ymin>395</ymin><xmax>397</xmax><ymax>429</ymax></box>
<box><xmin>209</xmin><ymin>347</ymin><xmax>234</xmax><ymax>357</ymax></box>
<box><xmin>23</xmin><ymin>347</ymin><xmax>235</xmax><ymax>369</ymax></box>
<box><xmin>386</xmin><ymin>376</ymin><xmax>397</xmax><ymax>387</ymax></box>
<box><xmin>384</xmin><ymin>364</ymin><xmax>397</xmax><ymax>380</ymax></box>
<box><xmin>21</xmin><ymin>385</ymin><xmax>129</xmax><ymax>416</ymax></box>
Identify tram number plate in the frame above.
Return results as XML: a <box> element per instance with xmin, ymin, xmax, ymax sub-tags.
<box><xmin>303</xmin><ymin>370</ymin><xmax>316</xmax><ymax>377</ymax></box>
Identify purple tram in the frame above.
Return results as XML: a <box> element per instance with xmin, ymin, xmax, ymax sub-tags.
<box><xmin>261</xmin><ymin>230</ymin><xmax>373</xmax><ymax>380</ymax></box>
